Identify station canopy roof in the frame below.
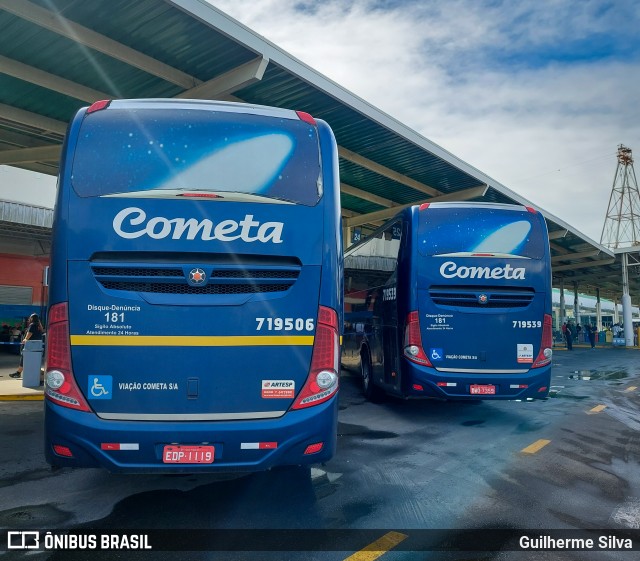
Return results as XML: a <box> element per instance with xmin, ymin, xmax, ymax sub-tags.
<box><xmin>1</xmin><ymin>0</ymin><xmax>638</xmax><ymax>301</ymax></box>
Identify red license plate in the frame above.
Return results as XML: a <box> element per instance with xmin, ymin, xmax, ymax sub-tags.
<box><xmin>163</xmin><ymin>445</ymin><xmax>215</xmax><ymax>464</ymax></box>
<box><xmin>470</xmin><ymin>384</ymin><xmax>496</xmax><ymax>395</ymax></box>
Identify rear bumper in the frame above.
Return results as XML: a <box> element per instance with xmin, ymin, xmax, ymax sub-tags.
<box><xmin>404</xmin><ymin>361</ymin><xmax>551</xmax><ymax>400</ymax></box>
<box><xmin>44</xmin><ymin>397</ymin><xmax>337</xmax><ymax>473</ymax></box>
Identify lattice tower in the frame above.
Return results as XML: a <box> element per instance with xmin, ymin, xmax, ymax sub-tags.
<box><xmin>600</xmin><ymin>144</ymin><xmax>640</xmax><ymax>249</ymax></box>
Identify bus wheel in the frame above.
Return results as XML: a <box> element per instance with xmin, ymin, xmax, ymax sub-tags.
<box><xmin>361</xmin><ymin>352</ymin><xmax>384</xmax><ymax>402</ymax></box>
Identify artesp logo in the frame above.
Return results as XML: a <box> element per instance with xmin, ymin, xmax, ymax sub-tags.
<box><xmin>262</xmin><ymin>380</ymin><xmax>294</xmax><ymax>389</ymax></box>
<box><xmin>261</xmin><ymin>380</ymin><xmax>295</xmax><ymax>398</ymax></box>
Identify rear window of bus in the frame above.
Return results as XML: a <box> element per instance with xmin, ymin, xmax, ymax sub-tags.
<box><xmin>418</xmin><ymin>207</ymin><xmax>545</xmax><ymax>259</ymax></box>
<box><xmin>70</xmin><ymin>108</ymin><xmax>322</xmax><ymax>206</ymax></box>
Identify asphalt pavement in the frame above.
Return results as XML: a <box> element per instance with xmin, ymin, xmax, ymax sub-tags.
<box><xmin>2</xmin><ymin>343</ymin><xmax>640</xmax><ymax>561</ymax></box>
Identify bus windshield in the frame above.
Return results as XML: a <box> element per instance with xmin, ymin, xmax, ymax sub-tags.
<box><xmin>71</xmin><ymin>107</ymin><xmax>322</xmax><ymax>206</ymax></box>
<box><xmin>418</xmin><ymin>206</ymin><xmax>545</xmax><ymax>259</ymax></box>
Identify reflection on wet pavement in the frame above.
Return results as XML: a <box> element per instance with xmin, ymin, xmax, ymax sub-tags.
<box><xmin>568</xmin><ymin>370</ymin><xmax>628</xmax><ymax>381</ymax></box>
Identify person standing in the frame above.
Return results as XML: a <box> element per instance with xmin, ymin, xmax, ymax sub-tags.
<box><xmin>565</xmin><ymin>322</ymin><xmax>573</xmax><ymax>350</ymax></box>
<box><xmin>588</xmin><ymin>323</ymin><xmax>597</xmax><ymax>349</ymax></box>
<box><xmin>9</xmin><ymin>313</ymin><xmax>44</xmax><ymax>379</ymax></box>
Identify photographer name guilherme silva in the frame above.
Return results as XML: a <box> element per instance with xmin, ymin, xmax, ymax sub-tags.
<box><xmin>519</xmin><ymin>534</ymin><xmax>633</xmax><ymax>550</ymax></box>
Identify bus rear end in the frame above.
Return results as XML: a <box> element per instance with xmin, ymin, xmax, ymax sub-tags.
<box><xmin>403</xmin><ymin>202</ymin><xmax>552</xmax><ymax>400</ymax></box>
<box><xmin>45</xmin><ymin>99</ymin><xmax>341</xmax><ymax>472</ymax></box>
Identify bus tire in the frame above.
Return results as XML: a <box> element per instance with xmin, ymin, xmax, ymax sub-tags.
<box><xmin>360</xmin><ymin>350</ymin><xmax>384</xmax><ymax>402</ymax></box>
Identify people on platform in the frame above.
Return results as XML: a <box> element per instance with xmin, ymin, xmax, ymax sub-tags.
<box><xmin>9</xmin><ymin>314</ymin><xmax>44</xmax><ymax>379</ymax></box>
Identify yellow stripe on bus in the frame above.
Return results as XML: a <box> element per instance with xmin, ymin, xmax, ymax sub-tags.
<box><xmin>70</xmin><ymin>335</ymin><xmax>315</xmax><ymax>347</ymax></box>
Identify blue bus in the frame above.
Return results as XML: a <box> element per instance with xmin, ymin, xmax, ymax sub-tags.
<box><xmin>342</xmin><ymin>202</ymin><xmax>552</xmax><ymax>401</ymax></box>
<box><xmin>45</xmin><ymin>99</ymin><xmax>342</xmax><ymax>472</ymax></box>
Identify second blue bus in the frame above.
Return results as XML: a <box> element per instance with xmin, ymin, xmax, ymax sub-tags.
<box><xmin>342</xmin><ymin>202</ymin><xmax>552</xmax><ymax>401</ymax></box>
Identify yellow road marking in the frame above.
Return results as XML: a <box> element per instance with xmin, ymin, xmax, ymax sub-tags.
<box><xmin>343</xmin><ymin>532</ymin><xmax>408</xmax><ymax>561</ymax></box>
<box><xmin>625</xmin><ymin>386</ymin><xmax>638</xmax><ymax>393</ymax></box>
<box><xmin>521</xmin><ymin>439</ymin><xmax>551</xmax><ymax>454</ymax></box>
<box><xmin>588</xmin><ymin>404</ymin><xmax>607</xmax><ymax>414</ymax></box>
<box><xmin>0</xmin><ymin>395</ymin><xmax>44</xmax><ymax>401</ymax></box>
<box><xmin>71</xmin><ymin>335</ymin><xmax>314</xmax><ymax>347</ymax></box>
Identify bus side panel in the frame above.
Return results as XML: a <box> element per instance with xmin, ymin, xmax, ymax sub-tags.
<box><xmin>317</xmin><ymin>120</ymin><xmax>343</xmax><ymax>323</ymax></box>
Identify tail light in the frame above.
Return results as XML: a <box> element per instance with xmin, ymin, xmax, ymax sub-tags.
<box><xmin>304</xmin><ymin>443</ymin><xmax>324</xmax><ymax>455</ymax></box>
<box><xmin>86</xmin><ymin>99</ymin><xmax>111</xmax><ymax>114</ymax></box>
<box><xmin>295</xmin><ymin>111</ymin><xmax>316</xmax><ymax>126</ymax></box>
<box><xmin>403</xmin><ymin>311</ymin><xmax>432</xmax><ymax>366</ymax></box>
<box><xmin>532</xmin><ymin>314</ymin><xmax>553</xmax><ymax>368</ymax></box>
<box><xmin>291</xmin><ymin>306</ymin><xmax>339</xmax><ymax>410</ymax></box>
<box><xmin>45</xmin><ymin>302</ymin><xmax>91</xmax><ymax>412</ymax></box>
<box><xmin>52</xmin><ymin>445</ymin><xmax>74</xmax><ymax>457</ymax></box>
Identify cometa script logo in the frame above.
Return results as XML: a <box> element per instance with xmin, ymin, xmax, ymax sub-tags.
<box><xmin>113</xmin><ymin>207</ymin><xmax>284</xmax><ymax>243</ymax></box>
<box><xmin>439</xmin><ymin>261</ymin><xmax>526</xmax><ymax>280</ymax></box>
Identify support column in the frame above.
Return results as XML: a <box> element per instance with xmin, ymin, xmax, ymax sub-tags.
<box><xmin>622</xmin><ymin>253</ymin><xmax>634</xmax><ymax>346</ymax></box>
<box><xmin>560</xmin><ymin>280</ymin><xmax>566</xmax><ymax>322</ymax></box>
<box><xmin>596</xmin><ymin>288</ymin><xmax>602</xmax><ymax>332</ymax></box>
<box><xmin>343</xmin><ymin>225</ymin><xmax>352</xmax><ymax>251</ymax></box>
<box><xmin>573</xmin><ymin>281</ymin><xmax>580</xmax><ymax>327</ymax></box>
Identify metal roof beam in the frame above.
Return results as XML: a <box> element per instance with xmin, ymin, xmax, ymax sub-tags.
<box><xmin>338</xmin><ymin>146</ymin><xmax>443</xmax><ymax>197</ymax></box>
<box><xmin>340</xmin><ymin>183</ymin><xmax>397</xmax><ymax>208</ymax></box>
<box><xmin>0</xmin><ymin>128</ymin><xmax>55</xmax><ymax>150</ymax></box>
<box><xmin>550</xmin><ymin>241</ymin><xmax>571</xmax><ymax>255</ymax></box>
<box><xmin>0</xmin><ymin>103</ymin><xmax>67</xmax><ymax>136</ymax></box>
<box><xmin>0</xmin><ymin>145</ymin><xmax>61</xmax><ymax>165</ymax></box>
<box><xmin>552</xmin><ymin>258</ymin><xmax>616</xmax><ymax>272</ymax></box>
<box><xmin>343</xmin><ymin>185</ymin><xmax>488</xmax><ymax>228</ymax></box>
<box><xmin>551</xmin><ymin>250</ymin><xmax>603</xmax><ymax>264</ymax></box>
<box><xmin>175</xmin><ymin>56</ymin><xmax>268</xmax><ymax>99</ymax></box>
<box><xmin>548</xmin><ymin>229</ymin><xmax>568</xmax><ymax>240</ymax></box>
<box><xmin>558</xmin><ymin>270</ymin><xmax>620</xmax><ymax>284</ymax></box>
<box><xmin>7</xmin><ymin>162</ymin><xmax>58</xmax><ymax>176</ymax></box>
<box><xmin>0</xmin><ymin>53</ymin><xmax>107</xmax><ymax>102</ymax></box>
<box><xmin>0</xmin><ymin>0</ymin><xmax>199</xmax><ymax>89</ymax></box>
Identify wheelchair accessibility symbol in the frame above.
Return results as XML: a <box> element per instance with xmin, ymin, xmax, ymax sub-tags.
<box><xmin>430</xmin><ymin>348</ymin><xmax>444</xmax><ymax>362</ymax></box>
<box><xmin>89</xmin><ymin>375</ymin><xmax>112</xmax><ymax>399</ymax></box>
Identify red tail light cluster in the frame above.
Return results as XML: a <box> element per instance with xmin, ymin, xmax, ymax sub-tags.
<box><xmin>291</xmin><ymin>306</ymin><xmax>339</xmax><ymax>410</ymax></box>
<box><xmin>532</xmin><ymin>314</ymin><xmax>553</xmax><ymax>368</ymax></box>
<box><xmin>86</xmin><ymin>99</ymin><xmax>111</xmax><ymax>114</ymax></box>
<box><xmin>295</xmin><ymin>111</ymin><xmax>316</xmax><ymax>126</ymax></box>
<box><xmin>45</xmin><ymin>302</ymin><xmax>91</xmax><ymax>412</ymax></box>
<box><xmin>403</xmin><ymin>311</ymin><xmax>432</xmax><ymax>366</ymax></box>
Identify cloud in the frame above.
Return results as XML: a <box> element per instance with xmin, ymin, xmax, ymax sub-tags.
<box><xmin>209</xmin><ymin>0</ymin><xmax>640</xmax><ymax>242</ymax></box>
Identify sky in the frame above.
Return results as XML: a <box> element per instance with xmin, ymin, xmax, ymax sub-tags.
<box><xmin>1</xmin><ymin>0</ymin><xmax>639</xmax><ymax>244</ymax></box>
<box><xmin>207</xmin><ymin>0</ymin><xmax>640</xmax><ymax>243</ymax></box>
